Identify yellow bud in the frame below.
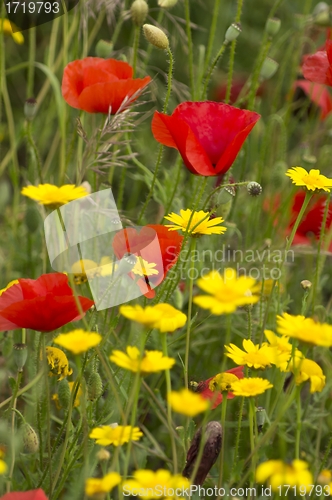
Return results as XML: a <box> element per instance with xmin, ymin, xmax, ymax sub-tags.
<box><xmin>143</xmin><ymin>24</ymin><xmax>169</xmax><ymax>50</ymax></box>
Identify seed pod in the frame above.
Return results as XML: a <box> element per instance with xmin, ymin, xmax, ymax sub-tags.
<box><xmin>247</xmin><ymin>181</ymin><xmax>262</xmax><ymax>197</ymax></box>
<box><xmin>95</xmin><ymin>40</ymin><xmax>113</xmax><ymax>58</ymax></box>
<box><xmin>265</xmin><ymin>17</ymin><xmax>281</xmax><ymax>37</ymax></box>
<box><xmin>143</xmin><ymin>24</ymin><xmax>169</xmax><ymax>50</ymax></box>
<box><xmin>224</xmin><ymin>23</ymin><xmax>242</xmax><ymax>43</ymax></box>
<box><xmin>259</xmin><ymin>57</ymin><xmax>279</xmax><ymax>81</ymax></box>
<box><xmin>24</xmin><ymin>98</ymin><xmax>37</xmax><ymax>121</ymax></box>
<box><xmin>182</xmin><ymin>421</ymin><xmax>222</xmax><ymax>485</ymax></box>
<box><xmin>23</xmin><ymin>423</ymin><xmax>39</xmax><ymax>454</ymax></box>
<box><xmin>131</xmin><ymin>0</ymin><xmax>148</xmax><ymax>26</ymax></box>
<box><xmin>13</xmin><ymin>344</ymin><xmax>28</xmax><ymax>372</ymax></box>
<box><xmin>58</xmin><ymin>379</ymin><xmax>71</xmax><ymax>408</ymax></box>
<box><xmin>87</xmin><ymin>372</ymin><xmax>103</xmax><ymax>401</ymax></box>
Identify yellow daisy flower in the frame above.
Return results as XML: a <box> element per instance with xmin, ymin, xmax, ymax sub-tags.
<box><xmin>54</xmin><ymin>330</ymin><xmax>102</xmax><ymax>355</ymax></box>
<box><xmin>21</xmin><ymin>183</ymin><xmax>89</xmax><ymax>207</ymax></box>
<box><xmin>0</xmin><ymin>279</ymin><xmax>19</xmax><ymax>296</ymax></box>
<box><xmin>90</xmin><ymin>424</ymin><xmax>143</xmax><ymax>446</ymax></box>
<box><xmin>208</xmin><ymin>372</ymin><xmax>239</xmax><ymax>392</ymax></box>
<box><xmin>168</xmin><ymin>388</ymin><xmax>209</xmax><ymax>416</ymax></box>
<box><xmin>277</xmin><ymin>313</ymin><xmax>332</xmax><ymax>347</ymax></box>
<box><xmin>286</xmin><ymin>167</ymin><xmax>332</xmax><ymax>192</ymax></box>
<box><xmin>193</xmin><ymin>268</ymin><xmax>260</xmax><ymax>315</ymax></box>
<box><xmin>110</xmin><ymin>346</ymin><xmax>175</xmax><ymax>374</ymax></box>
<box><xmin>0</xmin><ymin>459</ymin><xmax>7</xmax><ymax>475</ymax></box>
<box><xmin>122</xmin><ymin>469</ymin><xmax>190</xmax><ymax>499</ymax></box>
<box><xmin>45</xmin><ymin>346</ymin><xmax>73</xmax><ymax>381</ymax></box>
<box><xmin>132</xmin><ymin>258</ymin><xmax>159</xmax><ymax>277</ymax></box>
<box><xmin>0</xmin><ymin>19</ymin><xmax>24</xmax><ymax>44</ymax></box>
<box><xmin>85</xmin><ymin>472</ymin><xmax>121</xmax><ymax>497</ymax></box>
<box><xmin>164</xmin><ymin>209</ymin><xmax>226</xmax><ymax>235</ymax></box>
<box><xmin>291</xmin><ymin>357</ymin><xmax>326</xmax><ymax>393</ymax></box>
<box><xmin>120</xmin><ymin>304</ymin><xmax>187</xmax><ymax>333</ymax></box>
<box><xmin>225</xmin><ymin>339</ymin><xmax>278</xmax><ymax>369</ymax></box>
<box><xmin>256</xmin><ymin>459</ymin><xmax>313</xmax><ymax>491</ymax></box>
<box><xmin>230</xmin><ymin>377</ymin><xmax>273</xmax><ymax>397</ymax></box>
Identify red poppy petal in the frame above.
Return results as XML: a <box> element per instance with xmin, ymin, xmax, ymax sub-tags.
<box><xmin>0</xmin><ymin>284</ymin><xmax>24</xmax><ymax>312</ymax></box>
<box><xmin>214</xmin><ymin>121</ymin><xmax>259</xmax><ymax>175</ymax></box>
<box><xmin>302</xmin><ymin>50</ymin><xmax>331</xmax><ymax>86</ymax></box>
<box><xmin>294</xmin><ymin>80</ymin><xmax>332</xmax><ymax>119</ymax></box>
<box><xmin>0</xmin><ymin>295</ymin><xmax>93</xmax><ymax>332</ymax></box>
<box><xmin>151</xmin><ymin>112</ymin><xmax>178</xmax><ymax>148</ymax></box>
<box><xmin>327</xmin><ymin>39</ymin><xmax>332</xmax><ymax>66</ymax></box>
<box><xmin>95</xmin><ymin>58</ymin><xmax>133</xmax><ymax>80</ymax></box>
<box><xmin>19</xmin><ymin>273</ymin><xmax>72</xmax><ymax>299</ymax></box>
<box><xmin>77</xmin><ymin>77</ymin><xmax>151</xmax><ymax>114</ymax></box>
<box><xmin>0</xmin><ymin>489</ymin><xmax>48</xmax><ymax>500</ymax></box>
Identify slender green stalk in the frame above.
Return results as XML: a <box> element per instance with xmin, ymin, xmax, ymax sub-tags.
<box><xmin>132</xmin><ymin>26</ymin><xmax>140</xmax><ymax>77</ymax></box>
<box><xmin>26</xmin><ymin>121</ymin><xmax>43</xmax><ymax>182</ymax></box>
<box><xmin>286</xmin><ymin>191</ymin><xmax>313</xmax><ymax>252</ymax></box>
<box><xmin>295</xmin><ymin>386</ymin><xmax>302</xmax><ymax>460</ymax></box>
<box><xmin>184</xmin><ymin>238</ymin><xmax>197</xmax><ymax>388</ymax></box>
<box><xmin>248</xmin><ymin>398</ymin><xmax>256</xmax><ymax>491</ymax></box>
<box><xmin>230</xmin><ymin>396</ymin><xmax>245</xmax><ymax>480</ymax></box>
<box><xmin>6</xmin><ymin>371</ymin><xmax>23</xmax><ymax>493</ymax></box>
<box><xmin>138</xmin><ymin>47</ymin><xmax>174</xmax><ymax>223</ymax></box>
<box><xmin>203</xmin><ymin>0</ymin><xmax>221</xmax><ymax>74</ymax></box>
<box><xmin>42</xmin><ymin>336</ymin><xmax>53</xmax><ymax>497</ymax></box>
<box><xmin>184</xmin><ymin>0</ymin><xmax>195</xmax><ymax>98</ymax></box>
<box><xmin>161</xmin><ymin>334</ymin><xmax>178</xmax><ymax>473</ymax></box>
<box><xmin>27</xmin><ymin>27</ymin><xmax>36</xmax><ymax>98</ymax></box>
<box><xmin>218</xmin><ymin>395</ymin><xmax>228</xmax><ymax>488</ymax></box>
<box><xmin>225</xmin><ymin>0</ymin><xmax>244</xmax><ymax>103</ymax></box>
<box><xmin>201</xmin><ymin>42</ymin><xmax>228</xmax><ymax>100</ymax></box>
<box><xmin>122</xmin><ymin>373</ymin><xmax>142</xmax><ymax>478</ymax></box>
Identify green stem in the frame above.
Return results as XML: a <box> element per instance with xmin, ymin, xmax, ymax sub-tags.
<box><xmin>161</xmin><ymin>334</ymin><xmax>178</xmax><ymax>473</ymax></box>
<box><xmin>231</xmin><ymin>396</ymin><xmax>244</xmax><ymax>480</ymax></box>
<box><xmin>286</xmin><ymin>191</ymin><xmax>313</xmax><ymax>252</ymax></box>
<box><xmin>218</xmin><ymin>394</ymin><xmax>228</xmax><ymax>488</ymax></box>
<box><xmin>123</xmin><ymin>374</ymin><xmax>142</xmax><ymax>478</ymax></box>
<box><xmin>225</xmin><ymin>0</ymin><xmax>244</xmax><ymax>103</ymax></box>
<box><xmin>184</xmin><ymin>238</ymin><xmax>197</xmax><ymax>388</ymax></box>
<box><xmin>132</xmin><ymin>26</ymin><xmax>140</xmax><ymax>77</ymax></box>
<box><xmin>201</xmin><ymin>42</ymin><xmax>228</xmax><ymax>100</ymax></box>
<box><xmin>27</xmin><ymin>27</ymin><xmax>36</xmax><ymax>98</ymax></box>
<box><xmin>26</xmin><ymin>121</ymin><xmax>43</xmax><ymax>182</ymax></box>
<box><xmin>203</xmin><ymin>0</ymin><xmax>221</xmax><ymax>74</ymax></box>
<box><xmin>249</xmin><ymin>398</ymin><xmax>256</xmax><ymax>490</ymax></box>
<box><xmin>6</xmin><ymin>371</ymin><xmax>23</xmax><ymax>493</ymax></box>
<box><xmin>295</xmin><ymin>386</ymin><xmax>302</xmax><ymax>460</ymax></box>
<box><xmin>184</xmin><ymin>0</ymin><xmax>195</xmax><ymax>99</ymax></box>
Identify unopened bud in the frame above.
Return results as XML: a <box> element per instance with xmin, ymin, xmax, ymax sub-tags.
<box><xmin>301</xmin><ymin>280</ymin><xmax>312</xmax><ymax>290</ymax></box>
<box><xmin>312</xmin><ymin>2</ymin><xmax>331</xmax><ymax>27</ymax></box>
<box><xmin>24</xmin><ymin>98</ymin><xmax>37</xmax><ymax>122</ymax></box>
<box><xmin>96</xmin><ymin>448</ymin><xmax>111</xmax><ymax>461</ymax></box>
<box><xmin>95</xmin><ymin>40</ymin><xmax>113</xmax><ymax>58</ymax></box>
<box><xmin>265</xmin><ymin>17</ymin><xmax>281</xmax><ymax>37</ymax></box>
<box><xmin>173</xmin><ymin>287</ymin><xmax>183</xmax><ymax>310</ymax></box>
<box><xmin>58</xmin><ymin>379</ymin><xmax>71</xmax><ymax>408</ymax></box>
<box><xmin>13</xmin><ymin>343</ymin><xmax>28</xmax><ymax>372</ymax></box>
<box><xmin>224</xmin><ymin>23</ymin><xmax>242</xmax><ymax>44</ymax></box>
<box><xmin>87</xmin><ymin>372</ymin><xmax>103</xmax><ymax>401</ymax></box>
<box><xmin>117</xmin><ymin>253</ymin><xmax>137</xmax><ymax>274</ymax></box>
<box><xmin>256</xmin><ymin>406</ymin><xmax>266</xmax><ymax>432</ymax></box>
<box><xmin>247</xmin><ymin>181</ymin><xmax>262</xmax><ymax>197</ymax></box>
<box><xmin>259</xmin><ymin>57</ymin><xmax>279</xmax><ymax>81</ymax></box>
<box><xmin>143</xmin><ymin>24</ymin><xmax>169</xmax><ymax>50</ymax></box>
<box><xmin>131</xmin><ymin>0</ymin><xmax>148</xmax><ymax>26</ymax></box>
<box><xmin>23</xmin><ymin>424</ymin><xmax>39</xmax><ymax>454</ymax></box>
<box><xmin>158</xmin><ymin>0</ymin><xmax>178</xmax><ymax>7</ymax></box>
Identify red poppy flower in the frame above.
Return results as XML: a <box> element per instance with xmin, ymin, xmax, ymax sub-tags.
<box><xmin>288</xmin><ymin>191</ymin><xmax>332</xmax><ymax>249</ymax></box>
<box><xmin>0</xmin><ymin>489</ymin><xmax>48</xmax><ymax>500</ymax></box>
<box><xmin>302</xmin><ymin>40</ymin><xmax>332</xmax><ymax>87</ymax></box>
<box><xmin>0</xmin><ymin>273</ymin><xmax>94</xmax><ymax>332</ymax></box>
<box><xmin>151</xmin><ymin>101</ymin><xmax>260</xmax><ymax>176</ymax></box>
<box><xmin>62</xmin><ymin>57</ymin><xmax>151</xmax><ymax>114</ymax></box>
<box><xmin>293</xmin><ymin>80</ymin><xmax>332</xmax><ymax>120</ymax></box>
<box><xmin>195</xmin><ymin>366</ymin><xmax>244</xmax><ymax>409</ymax></box>
<box><xmin>112</xmin><ymin>225</ymin><xmax>183</xmax><ymax>298</ymax></box>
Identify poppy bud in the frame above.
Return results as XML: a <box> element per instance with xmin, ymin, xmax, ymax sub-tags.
<box><xmin>259</xmin><ymin>57</ymin><xmax>279</xmax><ymax>81</ymax></box>
<box><xmin>312</xmin><ymin>2</ymin><xmax>331</xmax><ymax>27</ymax></box>
<box><xmin>23</xmin><ymin>423</ymin><xmax>39</xmax><ymax>454</ymax></box>
<box><xmin>143</xmin><ymin>24</ymin><xmax>169</xmax><ymax>50</ymax></box>
<box><xmin>224</xmin><ymin>23</ymin><xmax>242</xmax><ymax>44</ymax></box>
<box><xmin>58</xmin><ymin>379</ymin><xmax>71</xmax><ymax>408</ymax></box>
<box><xmin>256</xmin><ymin>406</ymin><xmax>266</xmax><ymax>432</ymax></box>
<box><xmin>117</xmin><ymin>253</ymin><xmax>137</xmax><ymax>274</ymax></box>
<box><xmin>24</xmin><ymin>98</ymin><xmax>37</xmax><ymax>122</ymax></box>
<box><xmin>301</xmin><ymin>280</ymin><xmax>312</xmax><ymax>290</ymax></box>
<box><xmin>247</xmin><ymin>181</ymin><xmax>262</xmax><ymax>197</ymax></box>
<box><xmin>87</xmin><ymin>371</ymin><xmax>103</xmax><ymax>401</ymax></box>
<box><xmin>131</xmin><ymin>0</ymin><xmax>148</xmax><ymax>26</ymax></box>
<box><xmin>173</xmin><ymin>287</ymin><xmax>184</xmax><ymax>310</ymax></box>
<box><xmin>96</xmin><ymin>448</ymin><xmax>111</xmax><ymax>461</ymax></box>
<box><xmin>13</xmin><ymin>343</ymin><xmax>28</xmax><ymax>372</ymax></box>
<box><xmin>95</xmin><ymin>40</ymin><xmax>113</xmax><ymax>58</ymax></box>
<box><xmin>265</xmin><ymin>17</ymin><xmax>281</xmax><ymax>37</ymax></box>
<box><xmin>158</xmin><ymin>0</ymin><xmax>178</xmax><ymax>7</ymax></box>
<box><xmin>25</xmin><ymin>205</ymin><xmax>40</xmax><ymax>233</ymax></box>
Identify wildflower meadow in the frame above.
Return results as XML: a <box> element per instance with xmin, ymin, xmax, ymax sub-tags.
<box><xmin>1</xmin><ymin>0</ymin><xmax>332</xmax><ymax>499</ymax></box>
